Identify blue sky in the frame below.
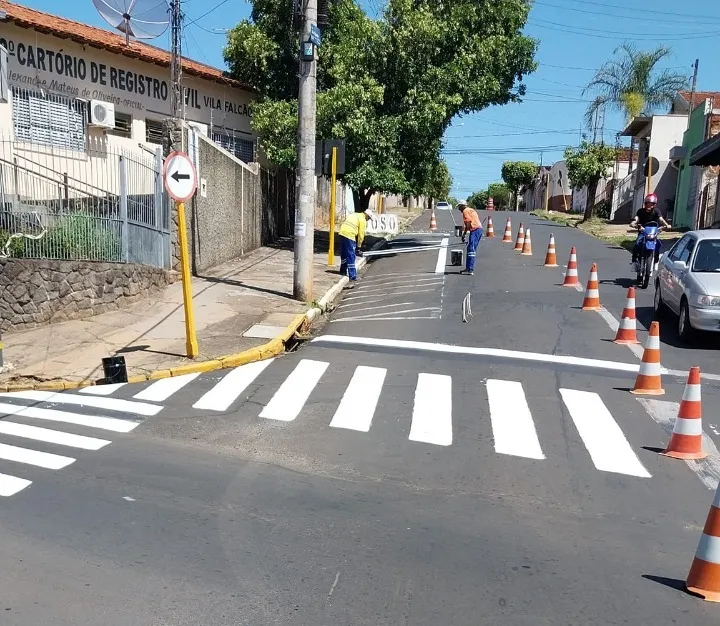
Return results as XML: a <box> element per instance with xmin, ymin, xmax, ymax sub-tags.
<box><xmin>18</xmin><ymin>0</ymin><xmax>720</xmax><ymax>199</ymax></box>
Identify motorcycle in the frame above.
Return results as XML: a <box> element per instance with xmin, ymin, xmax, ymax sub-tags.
<box><xmin>634</xmin><ymin>221</ymin><xmax>662</xmax><ymax>289</ymax></box>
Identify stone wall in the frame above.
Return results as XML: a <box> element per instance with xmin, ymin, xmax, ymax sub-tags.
<box><xmin>0</xmin><ymin>259</ymin><xmax>176</xmax><ymax>333</ymax></box>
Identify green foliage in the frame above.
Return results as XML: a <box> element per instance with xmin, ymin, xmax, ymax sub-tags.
<box><xmin>584</xmin><ymin>43</ymin><xmax>689</xmax><ymax>127</ymax></box>
<box><xmin>447</xmin><ymin>196</ymin><xmax>459</xmax><ymax>208</ymax></box>
<box><xmin>41</xmin><ymin>213</ymin><xmax>120</xmax><ymax>261</ymax></box>
<box><xmin>501</xmin><ymin>161</ymin><xmax>536</xmax><ymax>192</ymax></box>
<box><xmin>425</xmin><ymin>161</ymin><xmax>452</xmax><ymax>201</ymax></box>
<box><xmin>467</xmin><ymin>182</ymin><xmax>510</xmax><ymax>210</ymax></box>
<box><xmin>595</xmin><ymin>200</ymin><xmax>611</xmax><ymax>220</ymax></box>
<box><xmin>0</xmin><ymin>230</ymin><xmax>26</xmax><ymax>257</ymax></box>
<box><xmin>564</xmin><ymin>141</ymin><xmax>618</xmax><ymax>189</ymax></box>
<box><xmin>226</xmin><ymin>0</ymin><xmax>537</xmax><ymax>204</ymax></box>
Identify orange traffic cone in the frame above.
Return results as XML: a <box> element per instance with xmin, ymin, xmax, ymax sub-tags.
<box><xmin>521</xmin><ymin>228</ymin><xmax>533</xmax><ymax>255</ymax></box>
<box><xmin>486</xmin><ymin>216</ymin><xmax>496</xmax><ymax>238</ymax></box>
<box><xmin>429</xmin><ymin>211</ymin><xmax>437</xmax><ymax>232</ymax></box>
<box><xmin>613</xmin><ymin>287</ymin><xmax>641</xmax><ymax>344</ymax></box>
<box><xmin>661</xmin><ymin>367</ymin><xmax>706</xmax><ymax>460</ymax></box>
<box><xmin>562</xmin><ymin>247</ymin><xmax>580</xmax><ymax>287</ymax></box>
<box><xmin>631</xmin><ymin>321</ymin><xmax>664</xmax><ymax>395</ymax></box>
<box><xmin>514</xmin><ymin>224</ymin><xmax>525</xmax><ymax>251</ymax></box>
<box><xmin>687</xmin><ymin>483</ymin><xmax>720</xmax><ymax>601</ymax></box>
<box><xmin>581</xmin><ymin>263</ymin><xmax>602</xmax><ymax>310</ymax></box>
<box><xmin>501</xmin><ymin>218</ymin><xmax>513</xmax><ymax>243</ymax></box>
<box><xmin>543</xmin><ymin>234</ymin><xmax>558</xmax><ymax>267</ymax></box>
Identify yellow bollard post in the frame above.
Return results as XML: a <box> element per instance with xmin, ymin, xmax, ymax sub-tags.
<box><xmin>377</xmin><ymin>195</ymin><xmax>383</xmax><ymax>215</ymax></box>
<box><xmin>328</xmin><ymin>147</ymin><xmax>338</xmax><ymax>267</ymax></box>
<box><xmin>176</xmin><ymin>201</ymin><xmax>199</xmax><ymax>358</ymax></box>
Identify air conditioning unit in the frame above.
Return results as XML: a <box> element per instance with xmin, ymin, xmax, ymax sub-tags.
<box><xmin>88</xmin><ymin>100</ymin><xmax>115</xmax><ymax>128</ymax></box>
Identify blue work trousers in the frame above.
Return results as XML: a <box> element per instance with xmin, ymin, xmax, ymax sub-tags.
<box><xmin>340</xmin><ymin>235</ymin><xmax>358</xmax><ymax>281</ymax></box>
<box><xmin>466</xmin><ymin>228</ymin><xmax>483</xmax><ymax>271</ymax></box>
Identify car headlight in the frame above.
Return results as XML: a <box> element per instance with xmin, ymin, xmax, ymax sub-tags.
<box><xmin>694</xmin><ymin>294</ymin><xmax>720</xmax><ymax>307</ymax></box>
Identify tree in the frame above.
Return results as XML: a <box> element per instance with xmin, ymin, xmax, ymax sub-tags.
<box><xmin>564</xmin><ymin>141</ymin><xmax>619</xmax><ymax>221</ymax></box>
<box><xmin>224</xmin><ymin>0</ymin><xmax>538</xmax><ymax>210</ymax></box>
<box><xmin>425</xmin><ymin>160</ymin><xmax>453</xmax><ymax>208</ymax></box>
<box><xmin>501</xmin><ymin>161</ymin><xmax>536</xmax><ymax>210</ymax></box>
<box><xmin>467</xmin><ymin>190</ymin><xmax>488</xmax><ymax>210</ymax></box>
<box><xmin>467</xmin><ymin>182</ymin><xmax>511</xmax><ymax>210</ymax></box>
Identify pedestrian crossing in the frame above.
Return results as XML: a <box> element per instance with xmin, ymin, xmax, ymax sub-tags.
<box><xmin>52</xmin><ymin>356</ymin><xmax>666</xmax><ymax>481</ymax></box>
<box><xmin>0</xmin><ymin>389</ymin><xmax>156</xmax><ymax>497</ymax></box>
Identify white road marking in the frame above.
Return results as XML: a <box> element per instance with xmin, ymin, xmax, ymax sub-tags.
<box><xmin>409</xmin><ymin>373</ymin><xmax>452</xmax><ymax>446</ymax></box>
<box><xmin>193</xmin><ymin>359</ymin><xmax>274</xmax><ymax>412</ymax></box>
<box><xmin>134</xmin><ymin>373</ymin><xmax>200</xmax><ymax>402</ymax></box>
<box><xmin>80</xmin><ymin>383</ymin><xmax>127</xmax><ymax>396</ymax></box>
<box><xmin>639</xmin><ymin>398</ymin><xmax>720</xmax><ymax>490</ymax></box>
<box><xmin>0</xmin><ymin>421</ymin><xmax>111</xmax><ymax>450</ymax></box>
<box><xmin>486</xmin><ymin>380</ymin><xmax>544</xmax><ymax>460</ymax></box>
<box><xmin>333</xmin><ymin>307</ymin><xmax>441</xmax><ymax>321</ymax></box>
<box><xmin>352</xmin><ymin>281</ymin><xmax>443</xmax><ymax>294</ymax></box>
<box><xmin>314</xmin><ymin>335</ymin><xmax>640</xmax><ymax>373</ymax></box>
<box><xmin>337</xmin><ymin>302</ymin><xmax>416</xmax><ymax>313</ymax></box>
<box><xmin>329</xmin><ymin>366</ymin><xmax>386</xmax><ymax>432</ymax></box>
<box><xmin>341</xmin><ymin>289</ymin><xmax>438</xmax><ymax>302</ymax></box>
<box><xmin>331</xmin><ymin>316</ymin><xmax>440</xmax><ymax>322</ymax></box>
<box><xmin>0</xmin><ymin>473</ymin><xmax>32</xmax><ymax>497</ymax></box>
<box><xmin>435</xmin><ymin>237</ymin><xmax>449</xmax><ymax>274</ymax></box>
<box><xmin>560</xmin><ymin>389</ymin><xmax>650</xmax><ymax>478</ymax></box>
<box><xmin>260</xmin><ymin>359</ymin><xmax>329</xmax><ymax>422</ymax></box>
<box><xmin>0</xmin><ymin>402</ymin><xmax>139</xmax><ymax>433</ymax></box>
<box><xmin>0</xmin><ymin>442</ymin><xmax>75</xmax><ymax>470</ymax></box>
<box><xmin>360</xmin><ymin>275</ymin><xmax>442</xmax><ymax>286</ymax></box>
<box><xmin>0</xmin><ymin>391</ymin><xmax>162</xmax><ymax>416</ymax></box>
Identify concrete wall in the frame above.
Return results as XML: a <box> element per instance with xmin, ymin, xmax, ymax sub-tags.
<box><xmin>0</xmin><ymin>258</ymin><xmax>175</xmax><ymax>332</ymax></box>
<box><xmin>675</xmin><ymin>104</ymin><xmax>708</xmax><ymax>228</ymax></box>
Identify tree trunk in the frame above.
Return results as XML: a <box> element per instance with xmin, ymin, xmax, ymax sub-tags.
<box><xmin>352</xmin><ymin>188</ymin><xmax>374</xmax><ymax>212</ymax></box>
<box><xmin>583</xmin><ymin>177</ymin><xmax>600</xmax><ymax>222</ymax></box>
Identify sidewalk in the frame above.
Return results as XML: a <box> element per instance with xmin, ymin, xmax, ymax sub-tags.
<box><xmin>0</xmin><ymin>213</ymin><xmax>420</xmax><ymax>388</ymax></box>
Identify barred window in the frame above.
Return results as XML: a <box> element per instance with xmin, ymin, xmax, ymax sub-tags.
<box><xmin>212</xmin><ymin>131</ymin><xmax>255</xmax><ymax>163</ymax></box>
<box><xmin>145</xmin><ymin>118</ymin><xmax>164</xmax><ymax>144</ymax></box>
<box><xmin>12</xmin><ymin>87</ymin><xmax>86</xmax><ymax>151</ymax></box>
<box><xmin>108</xmin><ymin>112</ymin><xmax>132</xmax><ymax>139</ymax></box>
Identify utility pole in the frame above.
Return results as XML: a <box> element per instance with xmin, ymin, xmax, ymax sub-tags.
<box><xmin>170</xmin><ymin>0</ymin><xmax>183</xmax><ymax>121</ymax></box>
<box><xmin>689</xmin><ymin>58</ymin><xmax>699</xmax><ymax>116</ymax></box>
<box><xmin>294</xmin><ymin>0</ymin><xmax>318</xmax><ymax>302</ymax></box>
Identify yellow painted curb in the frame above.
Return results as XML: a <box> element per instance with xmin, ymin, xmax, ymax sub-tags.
<box><xmin>0</xmin><ymin>275</ymin><xmax>340</xmax><ymax>392</ymax></box>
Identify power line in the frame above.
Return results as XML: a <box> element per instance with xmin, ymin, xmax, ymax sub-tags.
<box><xmin>529</xmin><ymin>19</ymin><xmax>720</xmax><ymax>41</ymax></box>
<box><xmin>540</xmin><ymin>0</ymin><xmax>720</xmax><ymax>21</ymax></box>
<box><xmin>445</xmin><ymin>129</ymin><xmax>581</xmax><ymax>139</ymax></box>
<box><xmin>186</xmin><ymin>0</ymin><xmax>232</xmax><ymax>26</ymax></box>
<box><xmin>534</xmin><ymin>0</ymin><xmax>720</xmax><ymax>24</ymax></box>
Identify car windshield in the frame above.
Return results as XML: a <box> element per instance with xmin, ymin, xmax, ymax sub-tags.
<box><xmin>692</xmin><ymin>239</ymin><xmax>720</xmax><ymax>273</ymax></box>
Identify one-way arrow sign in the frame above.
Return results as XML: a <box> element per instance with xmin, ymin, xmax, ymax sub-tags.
<box><xmin>171</xmin><ymin>171</ymin><xmax>191</xmax><ymax>182</ymax></box>
<box><xmin>163</xmin><ymin>151</ymin><xmax>198</xmax><ymax>202</ymax></box>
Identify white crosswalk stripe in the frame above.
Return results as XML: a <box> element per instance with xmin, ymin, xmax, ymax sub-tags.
<box><xmin>560</xmin><ymin>389</ymin><xmax>651</xmax><ymax>478</ymax></box>
<box><xmin>487</xmin><ymin>379</ymin><xmax>545</xmax><ymax>460</ymax></box>
<box><xmin>134</xmin><ymin>373</ymin><xmax>200</xmax><ymax>403</ymax></box>
<box><xmin>409</xmin><ymin>373</ymin><xmax>453</xmax><ymax>446</ymax></box>
<box><xmin>330</xmin><ymin>366</ymin><xmax>386</xmax><ymax>432</ymax></box>
<box><xmin>193</xmin><ymin>359</ymin><xmax>274</xmax><ymax>412</ymax></box>
<box><xmin>260</xmin><ymin>359</ymin><xmax>329</xmax><ymax>422</ymax></box>
<box><xmin>0</xmin><ymin>384</ymin><xmax>157</xmax><ymax>497</ymax></box>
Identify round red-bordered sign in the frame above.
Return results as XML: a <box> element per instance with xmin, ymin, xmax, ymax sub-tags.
<box><xmin>163</xmin><ymin>151</ymin><xmax>198</xmax><ymax>202</ymax></box>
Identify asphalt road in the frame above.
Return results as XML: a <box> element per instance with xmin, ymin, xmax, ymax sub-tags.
<box><xmin>0</xmin><ymin>208</ymin><xmax>719</xmax><ymax>624</ymax></box>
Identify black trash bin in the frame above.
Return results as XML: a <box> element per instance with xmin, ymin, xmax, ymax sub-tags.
<box><xmin>454</xmin><ymin>225</ymin><xmax>463</xmax><ymax>237</ymax></box>
<box><xmin>102</xmin><ymin>356</ymin><xmax>128</xmax><ymax>384</ymax></box>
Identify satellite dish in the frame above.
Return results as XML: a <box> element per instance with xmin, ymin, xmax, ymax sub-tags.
<box><xmin>93</xmin><ymin>0</ymin><xmax>170</xmax><ymax>45</ymax></box>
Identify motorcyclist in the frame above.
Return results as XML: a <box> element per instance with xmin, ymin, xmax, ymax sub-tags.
<box><xmin>630</xmin><ymin>193</ymin><xmax>670</xmax><ymax>271</ymax></box>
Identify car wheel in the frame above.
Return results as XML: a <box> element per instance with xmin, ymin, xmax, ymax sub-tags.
<box><xmin>653</xmin><ymin>282</ymin><xmax>667</xmax><ymax>318</ymax></box>
<box><xmin>678</xmin><ymin>298</ymin><xmax>695</xmax><ymax>342</ymax></box>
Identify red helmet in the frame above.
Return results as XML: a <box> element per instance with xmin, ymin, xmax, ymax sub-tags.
<box><xmin>644</xmin><ymin>193</ymin><xmax>658</xmax><ymax>205</ymax></box>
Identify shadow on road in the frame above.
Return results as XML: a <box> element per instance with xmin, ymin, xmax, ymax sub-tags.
<box><xmin>599</xmin><ymin>277</ymin><xmax>635</xmax><ymax>289</ymax></box>
<box><xmin>642</xmin><ymin>575</ymin><xmax>690</xmax><ymax>595</ymax></box>
<box><xmin>636</xmin><ymin>306</ymin><xmax>720</xmax><ymax>351</ymax></box>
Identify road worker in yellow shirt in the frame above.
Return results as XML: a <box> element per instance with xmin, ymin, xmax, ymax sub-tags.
<box><xmin>339</xmin><ymin>209</ymin><xmax>372</xmax><ymax>287</ymax></box>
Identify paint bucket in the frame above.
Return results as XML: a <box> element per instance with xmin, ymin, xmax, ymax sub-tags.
<box><xmin>102</xmin><ymin>356</ymin><xmax>128</xmax><ymax>384</ymax></box>
<box><xmin>454</xmin><ymin>225</ymin><xmax>463</xmax><ymax>237</ymax></box>
<box><xmin>451</xmin><ymin>249</ymin><xmax>464</xmax><ymax>266</ymax></box>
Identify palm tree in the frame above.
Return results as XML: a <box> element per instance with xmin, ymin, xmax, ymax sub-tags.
<box><xmin>583</xmin><ymin>43</ymin><xmax>689</xmax><ymax>173</ymax></box>
<box><xmin>584</xmin><ymin>43</ymin><xmax>690</xmax><ymax>127</ymax></box>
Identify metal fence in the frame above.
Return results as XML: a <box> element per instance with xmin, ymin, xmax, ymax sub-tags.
<box><xmin>0</xmin><ymin>135</ymin><xmax>171</xmax><ymax>268</ymax></box>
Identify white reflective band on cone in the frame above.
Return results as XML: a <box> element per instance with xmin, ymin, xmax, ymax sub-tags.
<box><xmin>673</xmin><ymin>416</ymin><xmax>703</xmax><ymax>436</ymax></box>
<box><xmin>638</xmin><ymin>362</ymin><xmax>662</xmax><ymax>375</ymax></box>
<box><xmin>586</xmin><ymin>289</ymin><xmax>599</xmax><ymax>297</ymax></box>
<box><xmin>619</xmin><ymin>318</ymin><xmax>635</xmax><ymax>329</ymax></box>
<box><xmin>682</xmin><ymin>384</ymin><xmax>702</xmax><ymax>402</ymax></box>
<box><xmin>695</xmin><ymin>533</ymin><xmax>720</xmax><ymax>565</ymax></box>
<box><xmin>645</xmin><ymin>335</ymin><xmax>661</xmax><ymax>350</ymax></box>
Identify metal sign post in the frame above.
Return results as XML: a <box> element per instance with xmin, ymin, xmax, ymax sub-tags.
<box><xmin>163</xmin><ymin>151</ymin><xmax>199</xmax><ymax>358</ymax></box>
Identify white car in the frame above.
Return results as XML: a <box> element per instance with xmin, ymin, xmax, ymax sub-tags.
<box><xmin>436</xmin><ymin>201</ymin><xmax>452</xmax><ymax>211</ymax></box>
